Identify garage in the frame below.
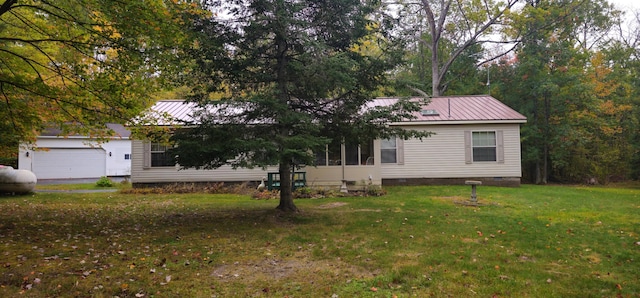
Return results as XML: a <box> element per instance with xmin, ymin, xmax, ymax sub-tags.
<box><xmin>32</xmin><ymin>148</ymin><xmax>106</xmax><ymax>179</ymax></box>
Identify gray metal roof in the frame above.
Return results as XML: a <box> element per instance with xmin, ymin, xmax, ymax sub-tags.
<box><xmin>148</xmin><ymin>100</ymin><xmax>198</xmax><ymax>125</ymax></box>
<box><xmin>40</xmin><ymin>123</ymin><xmax>131</xmax><ymax>138</ymax></box>
<box><xmin>149</xmin><ymin>95</ymin><xmax>526</xmax><ymax>125</ymax></box>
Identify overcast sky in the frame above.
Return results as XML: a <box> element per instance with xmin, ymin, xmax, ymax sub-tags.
<box><xmin>610</xmin><ymin>0</ymin><xmax>639</xmax><ymax>10</ymax></box>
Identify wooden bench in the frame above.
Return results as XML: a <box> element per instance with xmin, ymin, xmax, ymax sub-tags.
<box><xmin>267</xmin><ymin>172</ymin><xmax>306</xmax><ymax>191</ymax></box>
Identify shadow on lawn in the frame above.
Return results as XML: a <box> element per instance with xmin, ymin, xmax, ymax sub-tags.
<box><xmin>1</xmin><ymin>202</ymin><xmax>323</xmax><ymax>246</ymax></box>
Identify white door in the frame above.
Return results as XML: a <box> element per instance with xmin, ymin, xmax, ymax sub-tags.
<box><xmin>32</xmin><ymin>148</ymin><xmax>106</xmax><ymax>179</ymax></box>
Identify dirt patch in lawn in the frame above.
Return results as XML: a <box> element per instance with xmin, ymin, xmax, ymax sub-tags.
<box><xmin>316</xmin><ymin>202</ymin><xmax>349</xmax><ymax>209</ymax></box>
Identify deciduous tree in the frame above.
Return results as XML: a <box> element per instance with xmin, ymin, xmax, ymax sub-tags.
<box><xmin>0</xmin><ymin>0</ymin><xmax>203</xmax><ymax>162</ymax></box>
<box><xmin>397</xmin><ymin>0</ymin><xmax>519</xmax><ymax>96</ymax></box>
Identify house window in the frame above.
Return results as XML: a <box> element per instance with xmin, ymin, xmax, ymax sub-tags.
<box><xmin>150</xmin><ymin>143</ymin><xmax>174</xmax><ymax>167</ymax></box>
<box><xmin>315</xmin><ymin>139</ymin><xmax>374</xmax><ymax>166</ymax></box>
<box><xmin>381</xmin><ymin>138</ymin><xmax>397</xmax><ymax>164</ymax></box>
<box><xmin>124</xmin><ymin>154</ymin><xmax>131</xmax><ymax>160</ymax></box>
<box><xmin>472</xmin><ymin>131</ymin><xmax>497</xmax><ymax>162</ymax></box>
<box><xmin>327</xmin><ymin>139</ymin><xmax>342</xmax><ymax>166</ymax></box>
<box><xmin>360</xmin><ymin>140</ymin><xmax>374</xmax><ymax>165</ymax></box>
<box><xmin>314</xmin><ymin>139</ymin><xmax>342</xmax><ymax>166</ymax></box>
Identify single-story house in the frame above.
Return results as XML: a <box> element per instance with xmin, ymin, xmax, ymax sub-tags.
<box><xmin>131</xmin><ymin>95</ymin><xmax>526</xmax><ymax>188</ymax></box>
<box><xmin>18</xmin><ymin>124</ymin><xmax>132</xmax><ymax>180</ymax></box>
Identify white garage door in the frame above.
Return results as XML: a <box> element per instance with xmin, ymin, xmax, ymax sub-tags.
<box><xmin>33</xmin><ymin>148</ymin><xmax>106</xmax><ymax>179</ymax></box>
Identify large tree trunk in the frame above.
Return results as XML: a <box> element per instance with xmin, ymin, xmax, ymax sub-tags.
<box><xmin>432</xmin><ymin>54</ymin><xmax>441</xmax><ymax>97</ymax></box>
<box><xmin>272</xmin><ymin>8</ymin><xmax>297</xmax><ymax>213</ymax></box>
<box><xmin>419</xmin><ymin>0</ymin><xmax>518</xmax><ymax>97</ymax></box>
<box><xmin>276</xmin><ymin>160</ymin><xmax>298</xmax><ymax>212</ymax></box>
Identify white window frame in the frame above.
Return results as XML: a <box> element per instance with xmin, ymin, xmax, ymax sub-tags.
<box><xmin>381</xmin><ymin>137</ymin><xmax>404</xmax><ymax>165</ymax></box>
<box><xmin>465</xmin><ymin>130</ymin><xmax>504</xmax><ymax>164</ymax></box>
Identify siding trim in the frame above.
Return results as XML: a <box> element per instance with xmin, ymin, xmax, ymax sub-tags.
<box><xmin>397</xmin><ymin>138</ymin><xmax>405</xmax><ymax>165</ymax></box>
<box><xmin>464</xmin><ymin>131</ymin><xmax>472</xmax><ymax>164</ymax></box>
<box><xmin>143</xmin><ymin>141</ymin><xmax>151</xmax><ymax>169</ymax></box>
<box><xmin>497</xmin><ymin>130</ymin><xmax>505</xmax><ymax>164</ymax></box>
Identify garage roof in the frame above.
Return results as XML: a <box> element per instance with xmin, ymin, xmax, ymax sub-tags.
<box><xmin>40</xmin><ymin>123</ymin><xmax>131</xmax><ymax>138</ymax></box>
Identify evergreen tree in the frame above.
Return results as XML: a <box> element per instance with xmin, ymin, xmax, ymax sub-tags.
<box><xmin>170</xmin><ymin>0</ymin><xmax>429</xmax><ymax>212</ymax></box>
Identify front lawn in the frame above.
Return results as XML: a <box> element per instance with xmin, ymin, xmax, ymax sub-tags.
<box><xmin>0</xmin><ymin>184</ymin><xmax>638</xmax><ymax>297</ymax></box>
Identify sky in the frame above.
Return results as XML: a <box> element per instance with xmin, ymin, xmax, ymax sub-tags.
<box><xmin>610</xmin><ymin>0</ymin><xmax>640</xmax><ymax>11</ymax></box>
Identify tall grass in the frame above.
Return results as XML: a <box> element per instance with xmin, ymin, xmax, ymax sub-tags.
<box><xmin>0</xmin><ymin>184</ymin><xmax>638</xmax><ymax>297</ymax></box>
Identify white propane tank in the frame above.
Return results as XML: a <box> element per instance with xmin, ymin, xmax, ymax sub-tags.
<box><xmin>0</xmin><ymin>165</ymin><xmax>37</xmax><ymax>194</ymax></box>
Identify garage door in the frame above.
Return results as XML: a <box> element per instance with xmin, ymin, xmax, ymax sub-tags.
<box><xmin>33</xmin><ymin>148</ymin><xmax>106</xmax><ymax>179</ymax></box>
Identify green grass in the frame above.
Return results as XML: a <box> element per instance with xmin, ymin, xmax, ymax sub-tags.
<box><xmin>1</xmin><ymin>184</ymin><xmax>638</xmax><ymax>297</ymax></box>
<box><xmin>35</xmin><ymin>181</ymin><xmax>131</xmax><ymax>191</ymax></box>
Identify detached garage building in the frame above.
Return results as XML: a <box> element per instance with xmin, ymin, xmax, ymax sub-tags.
<box><xmin>18</xmin><ymin>124</ymin><xmax>131</xmax><ymax>180</ymax></box>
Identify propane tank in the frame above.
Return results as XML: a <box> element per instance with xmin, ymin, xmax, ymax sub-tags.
<box><xmin>0</xmin><ymin>165</ymin><xmax>37</xmax><ymax>194</ymax></box>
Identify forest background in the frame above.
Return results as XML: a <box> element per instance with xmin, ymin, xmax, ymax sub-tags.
<box><xmin>2</xmin><ymin>0</ymin><xmax>640</xmax><ymax>185</ymax></box>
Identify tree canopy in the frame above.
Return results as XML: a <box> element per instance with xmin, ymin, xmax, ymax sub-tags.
<box><xmin>169</xmin><ymin>0</ymin><xmax>430</xmax><ymax>212</ymax></box>
<box><xmin>0</xmin><ymin>0</ymin><xmax>204</xmax><ymax>163</ymax></box>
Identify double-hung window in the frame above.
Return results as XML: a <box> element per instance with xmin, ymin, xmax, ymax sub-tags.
<box><xmin>150</xmin><ymin>143</ymin><xmax>174</xmax><ymax>167</ymax></box>
<box><xmin>381</xmin><ymin>138</ymin><xmax>397</xmax><ymax>164</ymax></box>
<box><xmin>472</xmin><ymin>131</ymin><xmax>497</xmax><ymax>162</ymax></box>
<box><xmin>465</xmin><ymin>131</ymin><xmax>504</xmax><ymax>164</ymax></box>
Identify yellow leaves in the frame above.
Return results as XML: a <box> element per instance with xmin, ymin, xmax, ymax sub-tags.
<box><xmin>599</xmin><ymin>125</ymin><xmax>622</xmax><ymax>136</ymax></box>
<box><xmin>350</xmin><ymin>21</ymin><xmax>386</xmax><ymax>57</ymax></box>
<box><xmin>595</xmin><ymin>100</ymin><xmax>631</xmax><ymax>136</ymax></box>
<box><xmin>588</xmin><ymin>52</ymin><xmax>619</xmax><ymax>99</ymax></box>
<box><xmin>350</xmin><ymin>38</ymin><xmax>381</xmax><ymax>57</ymax></box>
<box><xmin>599</xmin><ymin>100</ymin><xmax>632</xmax><ymax>116</ymax></box>
<box><xmin>365</xmin><ymin>22</ymin><xmax>380</xmax><ymax>32</ymax></box>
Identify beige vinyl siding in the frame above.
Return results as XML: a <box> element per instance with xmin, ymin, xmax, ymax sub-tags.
<box><xmin>131</xmin><ymin>140</ymin><xmax>276</xmax><ymax>184</ymax></box>
<box><xmin>132</xmin><ymin>123</ymin><xmax>522</xmax><ymax>184</ymax></box>
<box><xmin>381</xmin><ymin>124</ymin><xmax>522</xmax><ymax>179</ymax></box>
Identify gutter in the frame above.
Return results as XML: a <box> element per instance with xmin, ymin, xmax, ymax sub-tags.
<box><xmin>390</xmin><ymin>119</ymin><xmax>528</xmax><ymax>126</ymax></box>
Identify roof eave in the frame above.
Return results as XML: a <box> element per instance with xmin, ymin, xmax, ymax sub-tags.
<box><xmin>37</xmin><ymin>135</ymin><xmax>131</xmax><ymax>140</ymax></box>
<box><xmin>391</xmin><ymin>119</ymin><xmax>528</xmax><ymax>126</ymax></box>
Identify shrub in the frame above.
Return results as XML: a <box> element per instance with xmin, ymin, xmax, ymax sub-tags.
<box><xmin>252</xmin><ymin>190</ymin><xmax>279</xmax><ymax>200</ymax></box>
<box><xmin>365</xmin><ymin>185</ymin><xmax>387</xmax><ymax>197</ymax></box>
<box><xmin>95</xmin><ymin>176</ymin><xmax>114</xmax><ymax>187</ymax></box>
<box><xmin>293</xmin><ymin>187</ymin><xmax>313</xmax><ymax>198</ymax></box>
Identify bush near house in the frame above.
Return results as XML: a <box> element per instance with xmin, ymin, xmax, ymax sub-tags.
<box><xmin>95</xmin><ymin>176</ymin><xmax>114</xmax><ymax>187</ymax></box>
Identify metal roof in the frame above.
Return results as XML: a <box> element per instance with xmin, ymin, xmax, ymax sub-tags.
<box><xmin>40</xmin><ymin>123</ymin><xmax>131</xmax><ymax>138</ymax></box>
<box><xmin>147</xmin><ymin>100</ymin><xmax>198</xmax><ymax>125</ymax></box>
<box><xmin>372</xmin><ymin>95</ymin><xmax>527</xmax><ymax>123</ymax></box>
<box><xmin>149</xmin><ymin>95</ymin><xmax>526</xmax><ymax>125</ymax></box>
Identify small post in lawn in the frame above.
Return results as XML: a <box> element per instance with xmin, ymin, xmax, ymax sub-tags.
<box><xmin>340</xmin><ymin>180</ymin><xmax>348</xmax><ymax>193</ymax></box>
<box><xmin>465</xmin><ymin>180</ymin><xmax>482</xmax><ymax>206</ymax></box>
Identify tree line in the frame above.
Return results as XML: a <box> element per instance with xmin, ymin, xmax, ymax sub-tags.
<box><xmin>393</xmin><ymin>0</ymin><xmax>640</xmax><ymax>184</ymax></box>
